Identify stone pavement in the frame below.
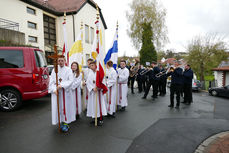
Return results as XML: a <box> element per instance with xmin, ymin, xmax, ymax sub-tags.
<box><xmin>195</xmin><ymin>131</ymin><xmax>229</xmax><ymax>153</ymax></box>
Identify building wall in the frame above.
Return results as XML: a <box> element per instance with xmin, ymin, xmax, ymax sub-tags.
<box><xmin>226</xmin><ymin>72</ymin><xmax>229</xmax><ymax>86</ymax></box>
<box><xmin>0</xmin><ymin>0</ymin><xmax>45</xmax><ymax>50</ymax></box>
<box><xmin>0</xmin><ymin>28</ymin><xmax>25</xmax><ymax>45</ymax></box>
<box><xmin>214</xmin><ymin>71</ymin><xmax>223</xmax><ymax>87</ymax></box>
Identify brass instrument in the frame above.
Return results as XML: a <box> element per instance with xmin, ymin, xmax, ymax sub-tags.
<box><xmin>156</xmin><ymin>66</ymin><xmax>174</xmax><ymax>78</ymax></box>
<box><xmin>139</xmin><ymin>67</ymin><xmax>152</xmax><ymax>75</ymax></box>
<box><xmin>129</xmin><ymin>65</ymin><xmax>139</xmax><ymax>77</ymax></box>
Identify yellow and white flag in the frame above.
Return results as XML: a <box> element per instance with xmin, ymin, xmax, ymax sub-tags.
<box><xmin>69</xmin><ymin>29</ymin><xmax>83</xmax><ymax>71</ymax></box>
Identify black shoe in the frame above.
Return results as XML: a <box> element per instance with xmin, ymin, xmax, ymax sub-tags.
<box><xmin>175</xmin><ymin>106</ymin><xmax>180</xmax><ymax>109</ymax></box>
<box><xmin>132</xmin><ymin>92</ymin><xmax>135</xmax><ymax>94</ymax></box>
<box><xmin>97</xmin><ymin>120</ymin><xmax>103</xmax><ymax>126</ymax></box>
<box><xmin>90</xmin><ymin>120</ymin><xmax>95</xmax><ymax>124</ymax></box>
<box><xmin>181</xmin><ymin>101</ymin><xmax>186</xmax><ymax>103</ymax></box>
<box><xmin>168</xmin><ymin>105</ymin><xmax>174</xmax><ymax>108</ymax></box>
<box><xmin>185</xmin><ymin>102</ymin><xmax>191</xmax><ymax>105</ymax></box>
<box><xmin>142</xmin><ymin>96</ymin><xmax>146</xmax><ymax>99</ymax></box>
<box><xmin>76</xmin><ymin>114</ymin><xmax>80</xmax><ymax>119</ymax></box>
<box><xmin>121</xmin><ymin>107</ymin><xmax>126</xmax><ymax>111</ymax></box>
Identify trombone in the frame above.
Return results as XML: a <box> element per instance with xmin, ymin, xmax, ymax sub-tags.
<box><xmin>139</xmin><ymin>67</ymin><xmax>152</xmax><ymax>75</ymax></box>
<box><xmin>156</xmin><ymin>66</ymin><xmax>174</xmax><ymax>78</ymax></box>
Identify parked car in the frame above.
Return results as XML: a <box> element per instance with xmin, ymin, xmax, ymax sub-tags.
<box><xmin>0</xmin><ymin>47</ymin><xmax>49</xmax><ymax>111</ymax></box>
<box><xmin>208</xmin><ymin>85</ymin><xmax>229</xmax><ymax>98</ymax></box>
<box><xmin>47</xmin><ymin>65</ymin><xmax>54</xmax><ymax>75</ymax></box>
<box><xmin>192</xmin><ymin>80</ymin><xmax>202</xmax><ymax>91</ymax></box>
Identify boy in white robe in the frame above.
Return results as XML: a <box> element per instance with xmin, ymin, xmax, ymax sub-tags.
<box><xmin>86</xmin><ymin>61</ymin><xmax>107</xmax><ymax>126</ymax></box>
<box><xmin>117</xmin><ymin>60</ymin><xmax>129</xmax><ymax>111</ymax></box>
<box><xmin>48</xmin><ymin>57</ymin><xmax>74</xmax><ymax>132</ymax></box>
<box><xmin>71</xmin><ymin>62</ymin><xmax>82</xmax><ymax>119</ymax></box>
<box><xmin>105</xmin><ymin>61</ymin><xmax>117</xmax><ymax>117</ymax></box>
<box><xmin>82</xmin><ymin>58</ymin><xmax>93</xmax><ymax>109</ymax></box>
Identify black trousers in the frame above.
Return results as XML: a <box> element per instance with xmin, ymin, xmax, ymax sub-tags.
<box><xmin>153</xmin><ymin>80</ymin><xmax>159</xmax><ymax>98</ymax></box>
<box><xmin>143</xmin><ymin>80</ymin><xmax>154</xmax><ymax>97</ymax></box>
<box><xmin>137</xmin><ymin>78</ymin><xmax>143</xmax><ymax>93</ymax></box>
<box><xmin>130</xmin><ymin>76</ymin><xmax>135</xmax><ymax>93</ymax></box>
<box><xmin>162</xmin><ymin>79</ymin><xmax>167</xmax><ymax>95</ymax></box>
<box><xmin>170</xmin><ymin>84</ymin><xmax>182</xmax><ymax>106</ymax></box>
<box><xmin>184</xmin><ymin>84</ymin><xmax>193</xmax><ymax>103</ymax></box>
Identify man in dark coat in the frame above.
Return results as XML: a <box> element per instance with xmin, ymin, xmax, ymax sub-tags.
<box><xmin>167</xmin><ymin>61</ymin><xmax>183</xmax><ymax>108</ymax></box>
<box><xmin>183</xmin><ymin>64</ymin><xmax>193</xmax><ymax>105</ymax></box>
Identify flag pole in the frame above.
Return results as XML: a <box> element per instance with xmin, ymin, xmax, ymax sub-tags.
<box><xmin>116</xmin><ymin>20</ymin><xmax>119</xmax><ymax>112</ymax></box>
<box><xmin>95</xmin><ymin>4</ymin><xmax>100</xmax><ymax>127</ymax></box>
<box><xmin>80</xmin><ymin>21</ymin><xmax>86</xmax><ymax>111</ymax></box>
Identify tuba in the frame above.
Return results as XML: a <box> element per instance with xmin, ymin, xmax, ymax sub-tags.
<box><xmin>130</xmin><ymin>65</ymin><xmax>139</xmax><ymax>77</ymax></box>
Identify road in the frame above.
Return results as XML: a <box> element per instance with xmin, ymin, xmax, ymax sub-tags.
<box><xmin>0</xmin><ymin>89</ymin><xmax>229</xmax><ymax>153</ymax></box>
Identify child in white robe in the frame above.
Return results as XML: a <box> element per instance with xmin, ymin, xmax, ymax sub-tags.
<box><xmin>106</xmin><ymin>60</ymin><xmax>117</xmax><ymax>117</ymax></box>
<box><xmin>48</xmin><ymin>57</ymin><xmax>74</xmax><ymax>132</ymax></box>
<box><xmin>71</xmin><ymin>62</ymin><xmax>82</xmax><ymax>119</ymax></box>
<box><xmin>117</xmin><ymin>60</ymin><xmax>129</xmax><ymax>111</ymax></box>
<box><xmin>86</xmin><ymin>61</ymin><xmax>107</xmax><ymax>126</ymax></box>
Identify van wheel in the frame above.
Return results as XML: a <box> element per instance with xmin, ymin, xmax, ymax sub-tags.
<box><xmin>0</xmin><ymin>89</ymin><xmax>22</xmax><ymax>111</ymax></box>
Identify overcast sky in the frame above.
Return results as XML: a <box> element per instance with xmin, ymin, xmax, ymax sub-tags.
<box><xmin>94</xmin><ymin>0</ymin><xmax>229</xmax><ymax>57</ymax></box>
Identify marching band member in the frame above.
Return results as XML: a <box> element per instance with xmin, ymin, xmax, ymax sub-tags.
<box><xmin>167</xmin><ymin>61</ymin><xmax>183</xmax><ymax>109</ymax></box>
<box><xmin>71</xmin><ymin>62</ymin><xmax>82</xmax><ymax>119</ymax></box>
<box><xmin>106</xmin><ymin>60</ymin><xmax>117</xmax><ymax>117</ymax></box>
<box><xmin>129</xmin><ymin>59</ymin><xmax>139</xmax><ymax>94</ymax></box>
<box><xmin>183</xmin><ymin>64</ymin><xmax>193</xmax><ymax>105</ymax></box>
<box><xmin>117</xmin><ymin>60</ymin><xmax>129</xmax><ymax>111</ymax></box>
<box><xmin>86</xmin><ymin>61</ymin><xmax>107</xmax><ymax>126</ymax></box>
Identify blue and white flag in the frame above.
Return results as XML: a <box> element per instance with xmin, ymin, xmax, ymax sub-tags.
<box><xmin>104</xmin><ymin>27</ymin><xmax>118</xmax><ymax>69</ymax></box>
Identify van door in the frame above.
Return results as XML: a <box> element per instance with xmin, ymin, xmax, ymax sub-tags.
<box><xmin>33</xmin><ymin>49</ymin><xmax>49</xmax><ymax>92</ymax></box>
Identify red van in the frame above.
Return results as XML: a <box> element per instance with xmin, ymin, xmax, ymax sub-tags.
<box><xmin>0</xmin><ymin>47</ymin><xmax>49</xmax><ymax>111</ymax></box>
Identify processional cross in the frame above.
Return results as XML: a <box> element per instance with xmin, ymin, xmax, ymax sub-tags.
<box><xmin>48</xmin><ymin>45</ymin><xmax>65</xmax><ymax>132</ymax></box>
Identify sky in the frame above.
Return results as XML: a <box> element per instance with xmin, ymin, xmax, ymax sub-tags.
<box><xmin>94</xmin><ymin>0</ymin><xmax>229</xmax><ymax>57</ymax></box>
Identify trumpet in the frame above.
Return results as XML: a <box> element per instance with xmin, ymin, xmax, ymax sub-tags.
<box><xmin>156</xmin><ymin>66</ymin><xmax>174</xmax><ymax>78</ymax></box>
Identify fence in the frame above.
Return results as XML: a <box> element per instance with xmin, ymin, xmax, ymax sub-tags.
<box><xmin>0</xmin><ymin>18</ymin><xmax>19</xmax><ymax>31</ymax></box>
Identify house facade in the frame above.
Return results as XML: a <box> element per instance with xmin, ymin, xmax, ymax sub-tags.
<box><xmin>0</xmin><ymin>0</ymin><xmax>107</xmax><ymax>64</ymax></box>
<box><xmin>212</xmin><ymin>61</ymin><xmax>229</xmax><ymax>87</ymax></box>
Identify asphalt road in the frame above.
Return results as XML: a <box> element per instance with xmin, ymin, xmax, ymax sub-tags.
<box><xmin>0</xmin><ymin>89</ymin><xmax>228</xmax><ymax>153</ymax></box>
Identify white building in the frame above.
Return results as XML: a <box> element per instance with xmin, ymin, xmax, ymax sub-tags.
<box><xmin>0</xmin><ymin>0</ymin><xmax>107</xmax><ymax>64</ymax></box>
<box><xmin>212</xmin><ymin>60</ymin><xmax>229</xmax><ymax>87</ymax></box>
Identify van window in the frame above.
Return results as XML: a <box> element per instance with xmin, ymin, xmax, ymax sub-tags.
<box><xmin>34</xmin><ymin>50</ymin><xmax>47</xmax><ymax>67</ymax></box>
<box><xmin>0</xmin><ymin>50</ymin><xmax>24</xmax><ymax>68</ymax></box>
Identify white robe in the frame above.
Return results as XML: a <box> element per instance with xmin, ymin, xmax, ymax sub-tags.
<box><xmin>117</xmin><ymin>67</ymin><xmax>129</xmax><ymax>107</ymax></box>
<box><xmin>49</xmin><ymin>66</ymin><xmax>75</xmax><ymax>125</ymax></box>
<box><xmin>71</xmin><ymin>73</ymin><xmax>82</xmax><ymax>115</ymax></box>
<box><xmin>106</xmin><ymin>67</ymin><xmax>117</xmax><ymax>114</ymax></box>
<box><xmin>86</xmin><ymin>70</ymin><xmax>107</xmax><ymax>118</ymax></box>
<box><xmin>82</xmin><ymin>68</ymin><xmax>91</xmax><ymax>107</ymax></box>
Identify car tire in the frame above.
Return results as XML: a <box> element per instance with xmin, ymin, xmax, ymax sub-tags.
<box><xmin>211</xmin><ymin>90</ymin><xmax>218</xmax><ymax>96</ymax></box>
<box><xmin>0</xmin><ymin>89</ymin><xmax>22</xmax><ymax>111</ymax></box>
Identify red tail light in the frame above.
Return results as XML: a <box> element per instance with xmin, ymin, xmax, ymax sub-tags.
<box><xmin>32</xmin><ymin>73</ymin><xmax>39</xmax><ymax>83</ymax></box>
<box><xmin>193</xmin><ymin>82</ymin><xmax>196</xmax><ymax>86</ymax></box>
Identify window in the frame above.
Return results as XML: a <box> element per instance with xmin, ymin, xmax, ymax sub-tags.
<box><xmin>27</xmin><ymin>7</ymin><xmax>36</xmax><ymax>15</ymax></box>
<box><xmin>86</xmin><ymin>54</ymin><xmax>90</xmax><ymax>62</ymax></box>
<box><xmin>90</xmin><ymin>27</ymin><xmax>94</xmax><ymax>44</ymax></box>
<box><xmin>85</xmin><ymin>25</ymin><xmax>89</xmax><ymax>43</ymax></box>
<box><xmin>43</xmin><ymin>14</ymin><xmax>56</xmax><ymax>45</ymax></box>
<box><xmin>28</xmin><ymin>21</ymin><xmax>37</xmax><ymax>29</ymax></box>
<box><xmin>34</xmin><ymin>50</ymin><xmax>47</xmax><ymax>67</ymax></box>
<box><xmin>28</xmin><ymin>36</ymin><xmax>37</xmax><ymax>43</ymax></box>
<box><xmin>0</xmin><ymin>50</ymin><xmax>24</xmax><ymax>68</ymax></box>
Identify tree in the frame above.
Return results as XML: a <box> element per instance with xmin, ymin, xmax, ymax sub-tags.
<box><xmin>186</xmin><ymin>34</ymin><xmax>229</xmax><ymax>82</ymax></box>
<box><xmin>157</xmin><ymin>50</ymin><xmax>166</xmax><ymax>62</ymax></box>
<box><xmin>126</xmin><ymin>0</ymin><xmax>168</xmax><ymax>50</ymax></box>
<box><xmin>139</xmin><ymin>23</ymin><xmax>157</xmax><ymax>65</ymax></box>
